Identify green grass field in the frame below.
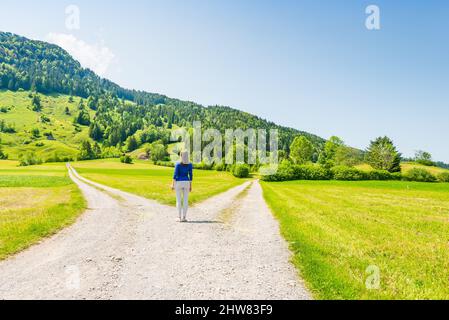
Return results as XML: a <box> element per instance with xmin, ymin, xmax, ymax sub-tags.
<box><xmin>261</xmin><ymin>180</ymin><xmax>449</xmax><ymax>300</ymax></box>
<box><xmin>0</xmin><ymin>90</ymin><xmax>90</xmax><ymax>160</ymax></box>
<box><xmin>72</xmin><ymin>158</ymin><xmax>246</xmax><ymax>205</ymax></box>
<box><xmin>0</xmin><ymin>160</ymin><xmax>85</xmax><ymax>260</ymax></box>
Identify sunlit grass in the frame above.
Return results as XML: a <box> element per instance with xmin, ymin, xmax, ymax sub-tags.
<box><xmin>356</xmin><ymin>162</ymin><xmax>449</xmax><ymax>176</ymax></box>
<box><xmin>72</xmin><ymin>158</ymin><xmax>247</xmax><ymax>205</ymax></box>
<box><xmin>0</xmin><ymin>161</ymin><xmax>85</xmax><ymax>260</ymax></box>
<box><xmin>261</xmin><ymin>180</ymin><xmax>449</xmax><ymax>300</ymax></box>
<box><xmin>0</xmin><ymin>90</ymin><xmax>88</xmax><ymax>160</ymax></box>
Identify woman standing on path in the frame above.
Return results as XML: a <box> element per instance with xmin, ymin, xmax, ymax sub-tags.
<box><xmin>171</xmin><ymin>151</ymin><xmax>193</xmax><ymax>222</ymax></box>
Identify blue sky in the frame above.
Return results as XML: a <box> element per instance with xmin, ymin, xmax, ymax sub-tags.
<box><xmin>1</xmin><ymin>0</ymin><xmax>448</xmax><ymax>161</ymax></box>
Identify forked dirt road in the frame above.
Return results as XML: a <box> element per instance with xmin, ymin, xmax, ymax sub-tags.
<box><xmin>0</xmin><ymin>165</ymin><xmax>310</xmax><ymax>300</ymax></box>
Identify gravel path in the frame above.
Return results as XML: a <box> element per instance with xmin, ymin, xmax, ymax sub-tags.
<box><xmin>0</xmin><ymin>165</ymin><xmax>311</xmax><ymax>300</ymax></box>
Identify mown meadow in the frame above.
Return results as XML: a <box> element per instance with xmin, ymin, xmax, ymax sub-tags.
<box><xmin>0</xmin><ymin>160</ymin><xmax>85</xmax><ymax>260</ymax></box>
<box><xmin>72</xmin><ymin>158</ymin><xmax>246</xmax><ymax>205</ymax></box>
<box><xmin>261</xmin><ymin>180</ymin><xmax>449</xmax><ymax>300</ymax></box>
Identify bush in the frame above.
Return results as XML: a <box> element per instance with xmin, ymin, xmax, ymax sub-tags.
<box><xmin>194</xmin><ymin>162</ymin><xmax>213</xmax><ymax>170</ymax></box>
<box><xmin>233</xmin><ymin>164</ymin><xmax>250</xmax><ymax>178</ymax></box>
<box><xmin>154</xmin><ymin>160</ymin><xmax>175</xmax><ymax>168</ymax></box>
<box><xmin>416</xmin><ymin>159</ymin><xmax>435</xmax><ymax>167</ymax></box>
<box><xmin>331</xmin><ymin>166</ymin><xmax>367</xmax><ymax>181</ymax></box>
<box><xmin>0</xmin><ymin>120</ymin><xmax>16</xmax><ymax>133</ymax></box>
<box><xmin>293</xmin><ymin>164</ymin><xmax>332</xmax><ymax>180</ymax></box>
<box><xmin>101</xmin><ymin>146</ymin><xmax>121</xmax><ymax>159</ymax></box>
<box><xmin>261</xmin><ymin>162</ymin><xmax>408</xmax><ymax>182</ymax></box>
<box><xmin>148</xmin><ymin>142</ymin><xmax>167</xmax><ymax>162</ymax></box>
<box><xmin>213</xmin><ymin>162</ymin><xmax>226</xmax><ymax>171</ymax></box>
<box><xmin>40</xmin><ymin>114</ymin><xmax>50</xmax><ymax>123</ymax></box>
<box><xmin>366</xmin><ymin>170</ymin><xmax>402</xmax><ymax>181</ymax></box>
<box><xmin>261</xmin><ymin>162</ymin><xmax>331</xmax><ymax>181</ymax></box>
<box><xmin>437</xmin><ymin>172</ymin><xmax>449</xmax><ymax>183</ymax></box>
<box><xmin>261</xmin><ymin>160</ymin><xmax>293</xmax><ymax>181</ymax></box>
<box><xmin>120</xmin><ymin>155</ymin><xmax>133</xmax><ymax>164</ymax></box>
<box><xmin>19</xmin><ymin>152</ymin><xmax>43</xmax><ymax>166</ymax></box>
<box><xmin>404</xmin><ymin>168</ymin><xmax>437</xmax><ymax>183</ymax></box>
<box><xmin>31</xmin><ymin>128</ymin><xmax>40</xmax><ymax>138</ymax></box>
<box><xmin>0</xmin><ymin>148</ymin><xmax>7</xmax><ymax>160</ymax></box>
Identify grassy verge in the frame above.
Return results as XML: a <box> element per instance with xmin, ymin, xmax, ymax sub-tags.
<box><xmin>261</xmin><ymin>180</ymin><xmax>449</xmax><ymax>300</ymax></box>
<box><xmin>72</xmin><ymin>158</ymin><xmax>246</xmax><ymax>205</ymax></box>
<box><xmin>0</xmin><ymin>160</ymin><xmax>86</xmax><ymax>260</ymax></box>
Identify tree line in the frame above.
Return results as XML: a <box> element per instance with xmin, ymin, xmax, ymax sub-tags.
<box><xmin>0</xmin><ymin>31</ymin><xmax>325</xmax><ymax>156</ymax></box>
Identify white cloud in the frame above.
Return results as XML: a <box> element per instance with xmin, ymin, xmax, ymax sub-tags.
<box><xmin>45</xmin><ymin>33</ymin><xmax>115</xmax><ymax>77</ymax></box>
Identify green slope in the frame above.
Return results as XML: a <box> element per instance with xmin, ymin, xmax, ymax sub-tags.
<box><xmin>0</xmin><ymin>90</ymin><xmax>92</xmax><ymax>160</ymax></box>
<box><xmin>0</xmin><ymin>31</ymin><xmax>325</xmax><ymax>156</ymax></box>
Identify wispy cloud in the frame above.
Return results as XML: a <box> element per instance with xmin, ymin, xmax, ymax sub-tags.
<box><xmin>45</xmin><ymin>33</ymin><xmax>115</xmax><ymax>77</ymax></box>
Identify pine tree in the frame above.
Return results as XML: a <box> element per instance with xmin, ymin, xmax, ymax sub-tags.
<box><xmin>366</xmin><ymin>136</ymin><xmax>402</xmax><ymax>173</ymax></box>
<box><xmin>31</xmin><ymin>94</ymin><xmax>41</xmax><ymax>111</ymax></box>
<box><xmin>75</xmin><ymin>109</ymin><xmax>91</xmax><ymax>126</ymax></box>
<box><xmin>92</xmin><ymin>142</ymin><xmax>102</xmax><ymax>159</ymax></box>
<box><xmin>89</xmin><ymin>122</ymin><xmax>103</xmax><ymax>141</ymax></box>
<box><xmin>126</xmin><ymin>136</ymin><xmax>138</xmax><ymax>152</ymax></box>
<box><xmin>0</xmin><ymin>138</ymin><xmax>8</xmax><ymax>160</ymax></box>
<box><xmin>78</xmin><ymin>140</ymin><xmax>94</xmax><ymax>160</ymax></box>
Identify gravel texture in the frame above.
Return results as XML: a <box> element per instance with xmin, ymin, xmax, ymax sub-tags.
<box><xmin>0</xmin><ymin>165</ymin><xmax>311</xmax><ymax>300</ymax></box>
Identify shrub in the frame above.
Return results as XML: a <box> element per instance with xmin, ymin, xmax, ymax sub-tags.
<box><xmin>213</xmin><ymin>162</ymin><xmax>226</xmax><ymax>171</ymax></box>
<box><xmin>101</xmin><ymin>146</ymin><xmax>121</xmax><ymax>159</ymax></box>
<box><xmin>416</xmin><ymin>159</ymin><xmax>435</xmax><ymax>167</ymax></box>
<box><xmin>293</xmin><ymin>164</ymin><xmax>332</xmax><ymax>180</ymax></box>
<box><xmin>366</xmin><ymin>170</ymin><xmax>402</xmax><ymax>181</ymax></box>
<box><xmin>261</xmin><ymin>162</ymin><xmax>331</xmax><ymax>181</ymax></box>
<box><xmin>0</xmin><ymin>120</ymin><xmax>16</xmax><ymax>133</ymax></box>
<box><xmin>233</xmin><ymin>164</ymin><xmax>250</xmax><ymax>178</ymax></box>
<box><xmin>261</xmin><ymin>160</ymin><xmax>293</xmax><ymax>181</ymax></box>
<box><xmin>262</xmin><ymin>163</ymin><xmax>405</xmax><ymax>182</ymax></box>
<box><xmin>437</xmin><ymin>172</ymin><xmax>449</xmax><ymax>183</ymax></box>
<box><xmin>19</xmin><ymin>152</ymin><xmax>43</xmax><ymax>166</ymax></box>
<box><xmin>331</xmin><ymin>166</ymin><xmax>367</xmax><ymax>181</ymax></box>
<box><xmin>31</xmin><ymin>128</ymin><xmax>40</xmax><ymax>138</ymax></box>
<box><xmin>40</xmin><ymin>114</ymin><xmax>50</xmax><ymax>123</ymax></box>
<box><xmin>75</xmin><ymin>109</ymin><xmax>91</xmax><ymax>126</ymax></box>
<box><xmin>194</xmin><ymin>162</ymin><xmax>213</xmax><ymax>170</ymax></box>
<box><xmin>31</xmin><ymin>94</ymin><xmax>42</xmax><ymax>112</ymax></box>
<box><xmin>0</xmin><ymin>147</ymin><xmax>7</xmax><ymax>160</ymax></box>
<box><xmin>404</xmin><ymin>168</ymin><xmax>437</xmax><ymax>182</ymax></box>
<box><xmin>148</xmin><ymin>142</ymin><xmax>167</xmax><ymax>162</ymax></box>
<box><xmin>391</xmin><ymin>172</ymin><xmax>403</xmax><ymax>180</ymax></box>
<box><xmin>120</xmin><ymin>155</ymin><xmax>133</xmax><ymax>164</ymax></box>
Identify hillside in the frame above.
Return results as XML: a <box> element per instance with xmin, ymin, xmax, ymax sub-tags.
<box><xmin>0</xmin><ymin>90</ymin><xmax>88</xmax><ymax>160</ymax></box>
<box><xmin>0</xmin><ymin>31</ymin><xmax>325</xmax><ymax>161</ymax></box>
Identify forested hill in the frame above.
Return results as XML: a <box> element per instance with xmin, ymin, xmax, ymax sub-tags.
<box><xmin>0</xmin><ymin>32</ymin><xmax>166</xmax><ymax>105</ymax></box>
<box><xmin>0</xmin><ymin>31</ymin><xmax>324</xmax><ymax>151</ymax></box>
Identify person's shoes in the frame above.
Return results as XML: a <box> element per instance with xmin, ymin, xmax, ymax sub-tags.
<box><xmin>177</xmin><ymin>217</ymin><xmax>182</xmax><ymax>222</ymax></box>
<box><xmin>182</xmin><ymin>218</ymin><xmax>188</xmax><ymax>222</ymax></box>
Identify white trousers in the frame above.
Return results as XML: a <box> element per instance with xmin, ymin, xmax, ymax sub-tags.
<box><xmin>175</xmin><ymin>181</ymin><xmax>190</xmax><ymax>218</ymax></box>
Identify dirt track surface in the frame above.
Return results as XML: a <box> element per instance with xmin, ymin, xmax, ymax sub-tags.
<box><xmin>0</xmin><ymin>165</ymin><xmax>310</xmax><ymax>300</ymax></box>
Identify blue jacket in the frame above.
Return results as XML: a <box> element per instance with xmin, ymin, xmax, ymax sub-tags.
<box><xmin>173</xmin><ymin>162</ymin><xmax>193</xmax><ymax>181</ymax></box>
